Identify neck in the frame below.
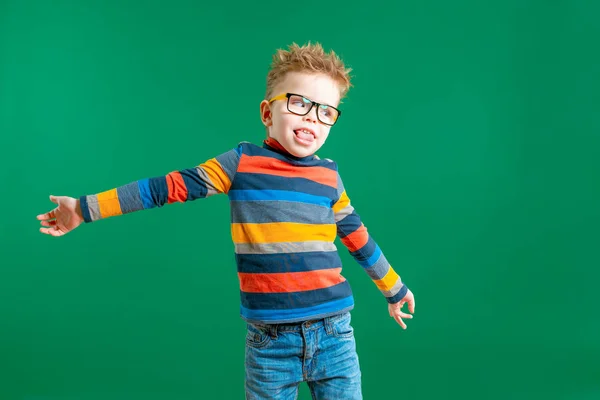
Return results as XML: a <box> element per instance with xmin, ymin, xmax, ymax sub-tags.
<box><xmin>264</xmin><ymin>137</ymin><xmax>290</xmax><ymax>155</ymax></box>
<box><xmin>263</xmin><ymin>137</ymin><xmax>315</xmax><ymax>161</ymax></box>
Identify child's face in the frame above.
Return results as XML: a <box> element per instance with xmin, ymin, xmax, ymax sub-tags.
<box><xmin>260</xmin><ymin>72</ymin><xmax>341</xmax><ymax>158</ymax></box>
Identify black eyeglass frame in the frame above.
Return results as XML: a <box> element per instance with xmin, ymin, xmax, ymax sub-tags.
<box><xmin>268</xmin><ymin>92</ymin><xmax>342</xmax><ymax>126</ymax></box>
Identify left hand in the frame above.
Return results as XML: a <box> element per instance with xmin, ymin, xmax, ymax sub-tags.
<box><xmin>388</xmin><ymin>288</ymin><xmax>415</xmax><ymax>329</ymax></box>
<box><xmin>37</xmin><ymin>195</ymin><xmax>84</xmax><ymax>237</ymax></box>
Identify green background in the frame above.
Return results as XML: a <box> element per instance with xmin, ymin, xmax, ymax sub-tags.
<box><xmin>1</xmin><ymin>0</ymin><xmax>599</xmax><ymax>399</ymax></box>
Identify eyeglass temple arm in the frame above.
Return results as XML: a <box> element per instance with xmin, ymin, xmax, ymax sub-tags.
<box><xmin>268</xmin><ymin>93</ymin><xmax>288</xmax><ymax>103</ymax></box>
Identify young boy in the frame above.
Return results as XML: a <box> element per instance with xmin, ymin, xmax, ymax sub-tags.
<box><xmin>37</xmin><ymin>42</ymin><xmax>415</xmax><ymax>399</ymax></box>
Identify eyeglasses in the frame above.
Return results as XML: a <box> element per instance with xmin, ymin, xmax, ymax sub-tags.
<box><xmin>268</xmin><ymin>93</ymin><xmax>341</xmax><ymax>126</ymax></box>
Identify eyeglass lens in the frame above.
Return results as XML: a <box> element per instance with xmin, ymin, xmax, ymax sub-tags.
<box><xmin>287</xmin><ymin>94</ymin><xmax>338</xmax><ymax>125</ymax></box>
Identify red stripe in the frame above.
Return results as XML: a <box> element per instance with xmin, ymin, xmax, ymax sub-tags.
<box><xmin>166</xmin><ymin>171</ymin><xmax>188</xmax><ymax>203</ymax></box>
<box><xmin>341</xmin><ymin>224</ymin><xmax>369</xmax><ymax>252</ymax></box>
<box><xmin>238</xmin><ymin>154</ymin><xmax>337</xmax><ymax>188</ymax></box>
<box><xmin>239</xmin><ymin>268</ymin><xmax>345</xmax><ymax>293</ymax></box>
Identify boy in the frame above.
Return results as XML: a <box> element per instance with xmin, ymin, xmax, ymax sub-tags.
<box><xmin>37</xmin><ymin>42</ymin><xmax>415</xmax><ymax>399</ymax></box>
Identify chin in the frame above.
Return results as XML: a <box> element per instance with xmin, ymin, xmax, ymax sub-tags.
<box><xmin>273</xmin><ymin>133</ymin><xmax>320</xmax><ymax>157</ymax></box>
<box><xmin>292</xmin><ymin>151</ymin><xmax>313</xmax><ymax>158</ymax></box>
<box><xmin>289</xmin><ymin>144</ymin><xmax>317</xmax><ymax>158</ymax></box>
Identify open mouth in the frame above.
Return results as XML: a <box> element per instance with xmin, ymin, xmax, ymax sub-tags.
<box><xmin>294</xmin><ymin>128</ymin><xmax>315</xmax><ymax>145</ymax></box>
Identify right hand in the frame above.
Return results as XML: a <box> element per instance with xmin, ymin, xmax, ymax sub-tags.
<box><xmin>37</xmin><ymin>195</ymin><xmax>84</xmax><ymax>237</ymax></box>
<box><xmin>388</xmin><ymin>288</ymin><xmax>416</xmax><ymax>330</ymax></box>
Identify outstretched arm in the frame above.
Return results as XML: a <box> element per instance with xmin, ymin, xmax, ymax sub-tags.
<box><xmin>332</xmin><ymin>171</ymin><xmax>415</xmax><ymax>328</ymax></box>
<box><xmin>37</xmin><ymin>146</ymin><xmax>240</xmax><ymax>236</ymax></box>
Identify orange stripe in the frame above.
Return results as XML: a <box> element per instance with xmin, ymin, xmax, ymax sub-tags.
<box><xmin>166</xmin><ymin>171</ymin><xmax>187</xmax><ymax>203</ymax></box>
<box><xmin>238</xmin><ymin>154</ymin><xmax>337</xmax><ymax>188</ymax></box>
<box><xmin>239</xmin><ymin>268</ymin><xmax>345</xmax><ymax>293</ymax></box>
<box><xmin>332</xmin><ymin>191</ymin><xmax>350</xmax><ymax>214</ymax></box>
<box><xmin>341</xmin><ymin>224</ymin><xmax>369</xmax><ymax>252</ymax></box>
<box><xmin>200</xmin><ymin>158</ymin><xmax>231</xmax><ymax>193</ymax></box>
<box><xmin>374</xmin><ymin>268</ymin><xmax>400</xmax><ymax>292</ymax></box>
<box><xmin>97</xmin><ymin>188</ymin><xmax>123</xmax><ymax>218</ymax></box>
<box><xmin>232</xmin><ymin>222</ymin><xmax>337</xmax><ymax>244</ymax></box>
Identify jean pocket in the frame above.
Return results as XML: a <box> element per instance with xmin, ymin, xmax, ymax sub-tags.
<box><xmin>246</xmin><ymin>323</ymin><xmax>272</xmax><ymax>349</ymax></box>
<box><xmin>331</xmin><ymin>313</ymin><xmax>354</xmax><ymax>339</ymax></box>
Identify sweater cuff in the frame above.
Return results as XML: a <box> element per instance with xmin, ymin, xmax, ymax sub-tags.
<box><xmin>387</xmin><ymin>283</ymin><xmax>408</xmax><ymax>304</ymax></box>
<box><xmin>79</xmin><ymin>195</ymin><xmax>92</xmax><ymax>223</ymax></box>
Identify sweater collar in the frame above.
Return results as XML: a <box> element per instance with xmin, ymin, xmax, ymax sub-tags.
<box><xmin>262</xmin><ymin>137</ymin><xmax>316</xmax><ymax>162</ymax></box>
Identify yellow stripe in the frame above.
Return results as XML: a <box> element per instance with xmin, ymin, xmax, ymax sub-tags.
<box><xmin>97</xmin><ymin>188</ymin><xmax>123</xmax><ymax>218</ymax></box>
<box><xmin>232</xmin><ymin>222</ymin><xmax>337</xmax><ymax>244</ymax></box>
<box><xmin>374</xmin><ymin>267</ymin><xmax>400</xmax><ymax>291</ymax></box>
<box><xmin>332</xmin><ymin>190</ymin><xmax>350</xmax><ymax>213</ymax></box>
<box><xmin>200</xmin><ymin>158</ymin><xmax>231</xmax><ymax>193</ymax></box>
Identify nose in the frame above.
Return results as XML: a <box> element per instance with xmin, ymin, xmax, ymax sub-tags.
<box><xmin>303</xmin><ymin>105</ymin><xmax>319</xmax><ymax>123</ymax></box>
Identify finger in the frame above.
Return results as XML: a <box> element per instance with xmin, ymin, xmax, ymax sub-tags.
<box><xmin>40</xmin><ymin>220</ymin><xmax>57</xmax><ymax>227</ymax></box>
<box><xmin>394</xmin><ymin>311</ymin><xmax>413</xmax><ymax>320</ymax></box>
<box><xmin>49</xmin><ymin>227</ymin><xmax>65</xmax><ymax>236</ymax></box>
<box><xmin>36</xmin><ymin>209</ymin><xmax>56</xmax><ymax>220</ymax></box>
<box><xmin>39</xmin><ymin>226</ymin><xmax>65</xmax><ymax>237</ymax></box>
<box><xmin>393</xmin><ymin>314</ymin><xmax>407</xmax><ymax>329</ymax></box>
<box><xmin>408</xmin><ymin>297</ymin><xmax>415</xmax><ymax>313</ymax></box>
<box><xmin>52</xmin><ymin>227</ymin><xmax>66</xmax><ymax>236</ymax></box>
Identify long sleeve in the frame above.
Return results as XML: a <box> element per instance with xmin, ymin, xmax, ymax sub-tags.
<box><xmin>79</xmin><ymin>146</ymin><xmax>241</xmax><ymax>223</ymax></box>
<box><xmin>332</xmin><ymin>171</ymin><xmax>408</xmax><ymax>304</ymax></box>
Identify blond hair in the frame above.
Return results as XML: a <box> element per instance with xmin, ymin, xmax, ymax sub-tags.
<box><xmin>265</xmin><ymin>42</ymin><xmax>353</xmax><ymax>101</ymax></box>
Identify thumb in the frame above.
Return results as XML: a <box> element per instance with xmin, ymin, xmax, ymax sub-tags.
<box><xmin>49</xmin><ymin>195</ymin><xmax>58</xmax><ymax>204</ymax></box>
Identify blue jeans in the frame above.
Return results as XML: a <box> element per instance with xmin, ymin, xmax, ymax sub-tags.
<box><xmin>244</xmin><ymin>312</ymin><xmax>362</xmax><ymax>399</ymax></box>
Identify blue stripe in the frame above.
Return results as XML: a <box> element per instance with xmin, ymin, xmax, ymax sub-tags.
<box><xmin>241</xmin><ymin>281</ymin><xmax>352</xmax><ymax>310</ymax></box>
<box><xmin>234</xmin><ymin>144</ymin><xmax>242</xmax><ymax>157</ymax></box>
<box><xmin>79</xmin><ymin>195</ymin><xmax>92</xmax><ymax>223</ymax></box>
<box><xmin>236</xmin><ymin>251</ymin><xmax>342</xmax><ymax>274</ymax></box>
<box><xmin>231</xmin><ymin>172</ymin><xmax>336</xmax><ymax>199</ymax></box>
<box><xmin>387</xmin><ymin>284</ymin><xmax>408</xmax><ymax>303</ymax></box>
<box><xmin>357</xmin><ymin>245</ymin><xmax>382</xmax><ymax>268</ymax></box>
<box><xmin>336</xmin><ymin>210</ymin><xmax>362</xmax><ymax>239</ymax></box>
<box><xmin>349</xmin><ymin>237</ymin><xmax>377</xmax><ymax>262</ymax></box>
<box><xmin>244</xmin><ymin>142</ymin><xmax>337</xmax><ymax>170</ymax></box>
<box><xmin>137</xmin><ymin>179</ymin><xmax>154</xmax><ymax>209</ymax></box>
<box><xmin>229</xmin><ymin>190</ymin><xmax>331</xmax><ymax>207</ymax></box>
<box><xmin>149</xmin><ymin>176</ymin><xmax>169</xmax><ymax>206</ymax></box>
<box><xmin>241</xmin><ymin>294</ymin><xmax>355</xmax><ymax>323</ymax></box>
<box><xmin>180</xmin><ymin>168</ymin><xmax>208</xmax><ymax>201</ymax></box>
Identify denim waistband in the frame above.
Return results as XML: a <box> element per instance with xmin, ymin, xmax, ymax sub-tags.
<box><xmin>250</xmin><ymin>312</ymin><xmax>348</xmax><ymax>338</ymax></box>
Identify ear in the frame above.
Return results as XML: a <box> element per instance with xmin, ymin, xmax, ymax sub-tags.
<box><xmin>260</xmin><ymin>100</ymin><xmax>272</xmax><ymax>127</ymax></box>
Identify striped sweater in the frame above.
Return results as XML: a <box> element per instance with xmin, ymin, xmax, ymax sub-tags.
<box><xmin>80</xmin><ymin>140</ymin><xmax>408</xmax><ymax>324</ymax></box>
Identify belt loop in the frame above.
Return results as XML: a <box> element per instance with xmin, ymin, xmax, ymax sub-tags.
<box><xmin>269</xmin><ymin>324</ymin><xmax>278</xmax><ymax>339</ymax></box>
<box><xmin>324</xmin><ymin>316</ymin><xmax>333</xmax><ymax>336</ymax></box>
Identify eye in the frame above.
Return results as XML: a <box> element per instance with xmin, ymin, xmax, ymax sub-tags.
<box><xmin>291</xmin><ymin>99</ymin><xmax>306</xmax><ymax>107</ymax></box>
<box><xmin>290</xmin><ymin>96</ymin><xmax>310</xmax><ymax>108</ymax></box>
<box><xmin>319</xmin><ymin>106</ymin><xmax>332</xmax><ymax>117</ymax></box>
<box><xmin>301</xmin><ymin>97</ymin><xmax>312</xmax><ymax>107</ymax></box>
